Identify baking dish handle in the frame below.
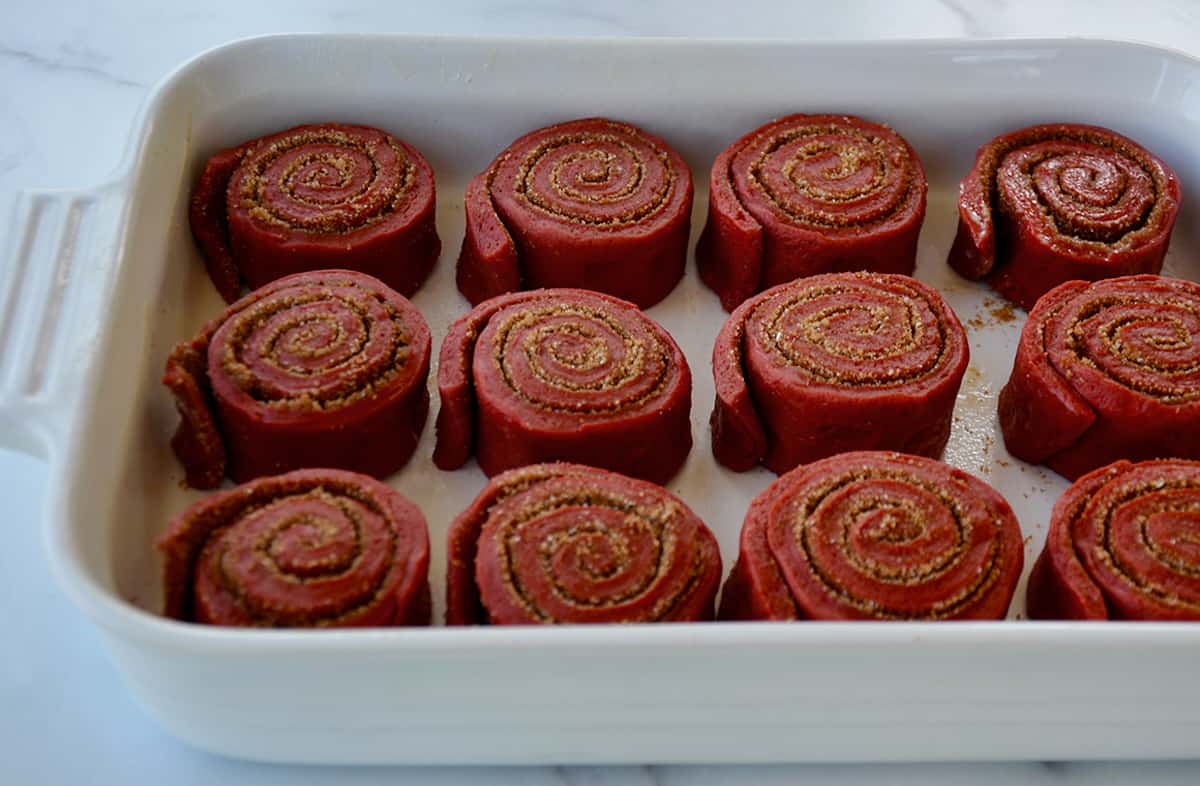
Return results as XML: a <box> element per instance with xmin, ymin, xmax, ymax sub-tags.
<box><xmin>0</xmin><ymin>183</ymin><xmax>127</xmax><ymax>457</ymax></box>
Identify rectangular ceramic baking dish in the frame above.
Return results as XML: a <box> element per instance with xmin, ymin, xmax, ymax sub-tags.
<box><xmin>6</xmin><ymin>34</ymin><xmax>1200</xmax><ymax>764</ymax></box>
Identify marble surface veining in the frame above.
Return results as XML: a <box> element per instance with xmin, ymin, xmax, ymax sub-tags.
<box><xmin>3</xmin><ymin>1</ymin><xmax>1200</xmax><ymax>783</ymax></box>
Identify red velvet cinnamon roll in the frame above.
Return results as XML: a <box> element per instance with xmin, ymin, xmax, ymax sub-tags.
<box><xmin>712</xmin><ymin>272</ymin><xmax>968</xmax><ymax>474</ymax></box>
<box><xmin>434</xmin><ymin>288</ymin><xmax>692</xmax><ymax>484</ymax></box>
<box><xmin>1028</xmin><ymin>459</ymin><xmax>1200</xmax><ymax>620</ymax></box>
<box><xmin>719</xmin><ymin>451</ymin><xmax>1023</xmax><ymax>621</ymax></box>
<box><xmin>446</xmin><ymin>463</ymin><xmax>721</xmax><ymax>625</ymax></box>
<box><xmin>163</xmin><ymin>270</ymin><xmax>430</xmax><ymax>489</ymax></box>
<box><xmin>697</xmin><ymin>114</ymin><xmax>927</xmax><ymax>311</ymax></box>
<box><xmin>948</xmin><ymin>123</ymin><xmax>1180</xmax><ymax>310</ymax></box>
<box><xmin>998</xmin><ymin>275</ymin><xmax>1200</xmax><ymax>481</ymax></box>
<box><xmin>158</xmin><ymin>469</ymin><xmax>431</xmax><ymax>627</ymax></box>
<box><xmin>458</xmin><ymin>118</ymin><xmax>693</xmax><ymax>309</ymax></box>
<box><xmin>190</xmin><ymin>123</ymin><xmax>439</xmax><ymax>303</ymax></box>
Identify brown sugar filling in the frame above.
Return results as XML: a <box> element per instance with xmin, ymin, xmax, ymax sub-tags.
<box><xmin>489</xmin><ymin>302</ymin><xmax>670</xmax><ymax>416</ymax></box>
<box><xmin>202</xmin><ymin>486</ymin><xmax>399</xmax><ymax>627</ymax></box>
<box><xmin>488</xmin><ymin>483</ymin><xmax>702</xmax><ymax>623</ymax></box>
<box><xmin>786</xmin><ymin>468</ymin><xmax>1004</xmax><ymax>620</ymax></box>
<box><xmin>976</xmin><ymin>126</ymin><xmax>1171</xmax><ymax>253</ymax></box>
<box><xmin>753</xmin><ymin>279</ymin><xmax>951</xmax><ymax>389</ymax></box>
<box><xmin>1056</xmin><ymin>294</ymin><xmax>1200</xmax><ymax>404</ymax></box>
<box><xmin>508</xmin><ymin>128</ymin><xmax>677</xmax><ymax>227</ymax></box>
<box><xmin>239</xmin><ymin>128</ymin><xmax>414</xmax><ymax>233</ymax></box>
<box><xmin>217</xmin><ymin>279</ymin><xmax>414</xmax><ymax>412</ymax></box>
<box><xmin>746</xmin><ymin>122</ymin><xmax>917</xmax><ymax>229</ymax></box>
<box><xmin>1089</xmin><ymin>477</ymin><xmax>1200</xmax><ymax>611</ymax></box>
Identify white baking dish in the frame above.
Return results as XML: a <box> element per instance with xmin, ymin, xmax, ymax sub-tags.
<box><xmin>5</xmin><ymin>34</ymin><xmax>1200</xmax><ymax>764</ymax></box>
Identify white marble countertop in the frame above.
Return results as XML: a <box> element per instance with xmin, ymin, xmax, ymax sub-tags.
<box><xmin>3</xmin><ymin>1</ymin><xmax>1200</xmax><ymax>782</ymax></box>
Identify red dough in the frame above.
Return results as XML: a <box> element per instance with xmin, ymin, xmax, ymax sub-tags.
<box><xmin>457</xmin><ymin>117</ymin><xmax>693</xmax><ymax>309</ymax></box>
<box><xmin>948</xmin><ymin>123</ymin><xmax>1180</xmax><ymax>310</ymax></box>
<box><xmin>433</xmin><ymin>288</ymin><xmax>692</xmax><ymax>484</ymax></box>
<box><xmin>998</xmin><ymin>275</ymin><xmax>1200</xmax><ymax>481</ymax></box>
<box><xmin>718</xmin><ymin>451</ymin><xmax>1023</xmax><ymax>621</ymax></box>
<box><xmin>157</xmin><ymin>469</ymin><xmax>431</xmax><ymax>627</ymax></box>
<box><xmin>697</xmin><ymin>114</ymin><xmax>927</xmax><ymax>311</ymax></box>
<box><xmin>446</xmin><ymin>463</ymin><xmax>721</xmax><ymax>625</ymax></box>
<box><xmin>163</xmin><ymin>270</ymin><xmax>431</xmax><ymax>488</ymax></box>
<box><xmin>1027</xmin><ymin>459</ymin><xmax>1200</xmax><ymax>620</ymax></box>
<box><xmin>190</xmin><ymin>123</ymin><xmax>440</xmax><ymax>303</ymax></box>
<box><xmin>711</xmin><ymin>272</ymin><xmax>968</xmax><ymax>474</ymax></box>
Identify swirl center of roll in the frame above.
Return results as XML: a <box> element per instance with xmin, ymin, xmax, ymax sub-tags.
<box><xmin>284</xmin><ymin>151</ymin><xmax>370</xmax><ymax>204</ymax></box>
<box><xmin>493</xmin><ymin>304</ymin><xmax>668</xmax><ymax>414</ymax></box>
<box><xmin>769</xmin><ymin>466</ymin><xmax>1009</xmax><ymax>619</ymax></box>
<box><xmin>856</xmin><ymin>503</ymin><xmax>925</xmax><ymax>544</ymax></box>
<box><xmin>535</xmin><ymin>507</ymin><xmax>659</xmax><ymax>603</ymax></box>
<box><xmin>530</xmin><ymin>323</ymin><xmax>612</xmax><ymax>375</ymax></box>
<box><xmin>1065</xmin><ymin>296</ymin><xmax>1200</xmax><ymax>403</ymax></box>
<box><xmin>552</xmin><ymin>149</ymin><xmax>636</xmax><ymax>201</ymax></box>
<box><xmin>267</xmin><ymin>306</ymin><xmax>362</xmax><ymax>370</ymax></box>
<box><xmin>785</xmin><ymin>140</ymin><xmax>884</xmax><ymax>200</ymax></box>
<box><xmin>1005</xmin><ymin>141</ymin><xmax>1156</xmax><ymax>244</ymax></box>
<box><xmin>1144</xmin><ymin>508</ymin><xmax>1200</xmax><ymax>571</ymax></box>
<box><xmin>758</xmin><ymin>285</ymin><xmax>944</xmax><ymax>387</ymax></box>
<box><xmin>457</xmin><ymin>466</ymin><xmax>717</xmax><ymax>625</ymax></box>
<box><xmin>753</xmin><ymin>127</ymin><xmax>912</xmax><ymax>228</ymax></box>
<box><xmin>216</xmin><ymin>282</ymin><xmax>411</xmax><ymax>410</ymax></box>
<box><xmin>486</xmin><ymin>491</ymin><xmax>688</xmax><ymax>622</ymax></box>
<box><xmin>1103</xmin><ymin>482</ymin><xmax>1200</xmax><ymax>560</ymax></box>
<box><xmin>242</xmin><ymin>129</ymin><xmax>412</xmax><ymax>233</ymax></box>
<box><xmin>516</xmin><ymin>133</ymin><xmax>674</xmax><ymax>226</ymax></box>
<box><xmin>264</xmin><ymin>507</ymin><xmax>359</xmax><ymax>578</ymax></box>
<box><xmin>203</xmin><ymin>489</ymin><xmax>396</xmax><ymax>624</ymax></box>
<box><xmin>806</xmin><ymin>477</ymin><xmax>966</xmax><ymax>584</ymax></box>
<box><xmin>1079</xmin><ymin>478</ymin><xmax>1200</xmax><ymax>615</ymax></box>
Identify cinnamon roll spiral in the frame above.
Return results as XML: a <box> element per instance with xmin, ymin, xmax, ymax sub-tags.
<box><xmin>446</xmin><ymin>463</ymin><xmax>720</xmax><ymax>625</ymax></box>
<box><xmin>712</xmin><ymin>272</ymin><xmax>968</xmax><ymax>474</ymax></box>
<box><xmin>158</xmin><ymin>469</ymin><xmax>430</xmax><ymax>627</ymax></box>
<box><xmin>998</xmin><ymin>275</ymin><xmax>1200</xmax><ymax>480</ymax></box>
<box><xmin>948</xmin><ymin>123</ymin><xmax>1180</xmax><ymax>310</ymax></box>
<box><xmin>458</xmin><ymin>118</ymin><xmax>693</xmax><ymax>308</ymax></box>
<box><xmin>1028</xmin><ymin>459</ymin><xmax>1200</xmax><ymax>620</ymax></box>
<box><xmin>164</xmin><ymin>270</ymin><xmax>430</xmax><ymax>488</ymax></box>
<box><xmin>719</xmin><ymin>451</ymin><xmax>1023</xmax><ymax>621</ymax></box>
<box><xmin>434</xmin><ymin>288</ymin><xmax>692</xmax><ymax>484</ymax></box>
<box><xmin>697</xmin><ymin>114</ymin><xmax>927</xmax><ymax>311</ymax></box>
<box><xmin>190</xmin><ymin>123</ymin><xmax>439</xmax><ymax>302</ymax></box>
